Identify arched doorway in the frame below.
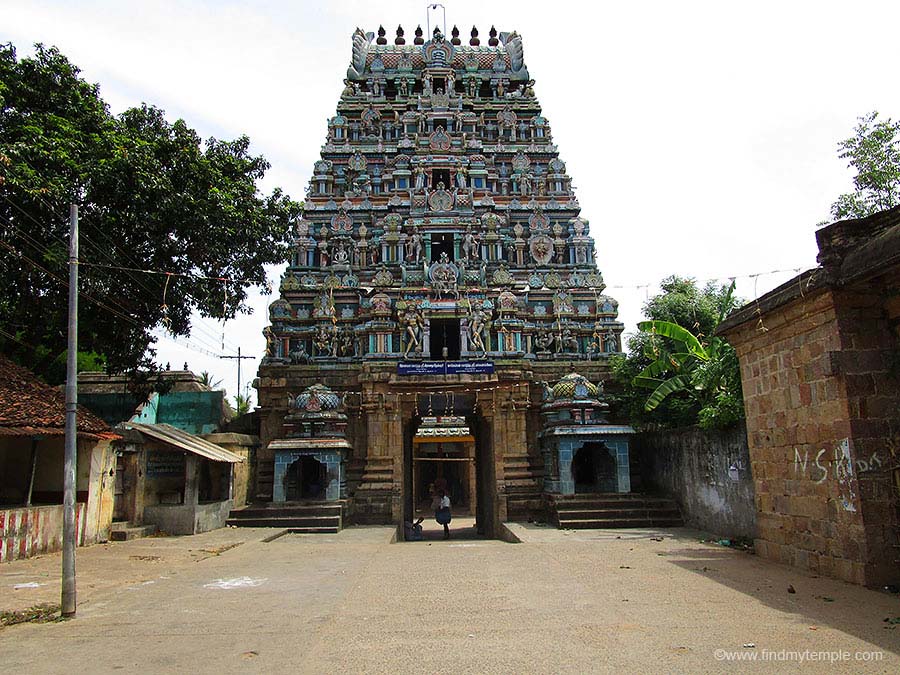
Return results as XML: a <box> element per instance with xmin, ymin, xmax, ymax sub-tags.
<box><xmin>572</xmin><ymin>443</ymin><xmax>618</xmax><ymax>493</ymax></box>
<box><xmin>284</xmin><ymin>456</ymin><xmax>327</xmax><ymax>501</ymax></box>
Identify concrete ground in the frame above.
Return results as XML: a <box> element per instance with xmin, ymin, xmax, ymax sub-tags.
<box><xmin>1</xmin><ymin>521</ymin><xmax>898</xmax><ymax>674</ymax></box>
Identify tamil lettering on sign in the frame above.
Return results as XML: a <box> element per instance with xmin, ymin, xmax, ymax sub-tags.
<box><xmin>397</xmin><ymin>361</ymin><xmax>495</xmax><ymax>376</ymax></box>
<box><xmin>146</xmin><ymin>452</ymin><xmax>185</xmax><ymax>478</ymax></box>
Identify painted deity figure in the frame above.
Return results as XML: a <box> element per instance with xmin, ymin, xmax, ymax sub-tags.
<box><xmin>406</xmin><ymin>228</ymin><xmax>423</xmax><ymax>263</ymax></box>
<box><xmin>339</xmin><ymin>328</ymin><xmax>355</xmax><ymax>357</ymax></box>
<box><xmin>432</xmin><ymin>252</ymin><xmax>459</xmax><ymax>299</ymax></box>
<box><xmin>314</xmin><ymin>324</ymin><xmax>338</xmax><ymax>357</ymax></box>
<box><xmin>401</xmin><ymin>305</ymin><xmax>425</xmax><ymax>357</ymax></box>
<box><xmin>332</xmin><ymin>240</ymin><xmax>350</xmax><ymax>264</ymax></box>
<box><xmin>413</xmin><ymin>164</ymin><xmax>426</xmax><ymax>192</ymax></box>
<box><xmin>264</xmin><ymin>326</ymin><xmax>276</xmax><ymax>357</ymax></box>
<box><xmin>535</xmin><ymin>326</ymin><xmax>554</xmax><ymax>353</ymax></box>
<box><xmin>521</xmin><ymin>171</ymin><xmax>534</xmax><ymax>196</ymax></box>
<box><xmin>604</xmin><ymin>329</ymin><xmax>618</xmax><ymax>353</ymax></box>
<box><xmin>462</xmin><ymin>226</ymin><xmax>480</xmax><ymax>261</ymax></box>
<box><xmin>563</xmin><ymin>328</ymin><xmax>579</xmax><ymax>352</ymax></box>
<box><xmin>456</xmin><ymin>161</ymin><xmax>468</xmax><ymax>189</ymax></box>
<box><xmin>469</xmin><ymin>305</ymin><xmax>490</xmax><ymax>357</ymax></box>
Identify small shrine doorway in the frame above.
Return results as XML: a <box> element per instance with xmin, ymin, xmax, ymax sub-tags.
<box><xmin>284</xmin><ymin>456</ymin><xmax>328</xmax><ymax>501</ymax></box>
<box><xmin>572</xmin><ymin>443</ymin><xmax>618</xmax><ymax>493</ymax></box>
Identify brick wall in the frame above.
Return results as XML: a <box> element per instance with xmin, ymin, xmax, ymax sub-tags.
<box><xmin>726</xmin><ymin>285</ymin><xmax>899</xmax><ymax>586</ymax></box>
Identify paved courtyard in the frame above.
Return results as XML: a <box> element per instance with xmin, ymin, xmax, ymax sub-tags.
<box><xmin>1</xmin><ymin>522</ymin><xmax>898</xmax><ymax>673</ymax></box>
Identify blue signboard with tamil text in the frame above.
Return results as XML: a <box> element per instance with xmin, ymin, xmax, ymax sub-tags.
<box><xmin>397</xmin><ymin>361</ymin><xmax>495</xmax><ymax>376</ymax></box>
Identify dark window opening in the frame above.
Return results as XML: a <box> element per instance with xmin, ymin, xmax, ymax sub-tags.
<box><xmin>480</xmin><ymin>82</ymin><xmax>493</xmax><ymax>98</ymax></box>
<box><xmin>433</xmin><ymin>118</ymin><xmax>447</xmax><ymax>130</ymax></box>
<box><xmin>432</xmin><ymin>169</ymin><xmax>451</xmax><ymax>188</ymax></box>
<box><xmin>433</xmin><ymin>78</ymin><xmax>445</xmax><ymax>93</ymax></box>
<box><xmin>384</xmin><ymin>81</ymin><xmax>397</xmax><ymax>99</ymax></box>
<box><xmin>430</xmin><ymin>318</ymin><xmax>461</xmax><ymax>360</ymax></box>
<box><xmin>430</xmin><ymin>233</ymin><xmax>454</xmax><ymax>262</ymax></box>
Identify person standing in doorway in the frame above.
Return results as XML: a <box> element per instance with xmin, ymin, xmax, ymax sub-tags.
<box><xmin>435</xmin><ymin>489</ymin><xmax>452</xmax><ymax>540</ymax></box>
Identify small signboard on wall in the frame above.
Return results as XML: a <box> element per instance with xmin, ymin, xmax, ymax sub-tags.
<box><xmin>146</xmin><ymin>452</ymin><xmax>185</xmax><ymax>478</ymax></box>
<box><xmin>397</xmin><ymin>361</ymin><xmax>494</xmax><ymax>376</ymax></box>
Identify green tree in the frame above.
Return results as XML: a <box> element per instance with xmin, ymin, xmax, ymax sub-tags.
<box><xmin>198</xmin><ymin>371</ymin><xmax>222</xmax><ymax>389</ymax></box>
<box><xmin>827</xmin><ymin>111</ymin><xmax>900</xmax><ymax>221</ymax></box>
<box><xmin>233</xmin><ymin>392</ymin><xmax>251</xmax><ymax>416</ymax></box>
<box><xmin>610</xmin><ymin>276</ymin><xmax>744</xmax><ymax>430</ymax></box>
<box><xmin>0</xmin><ymin>43</ymin><xmax>300</xmax><ymax>382</ymax></box>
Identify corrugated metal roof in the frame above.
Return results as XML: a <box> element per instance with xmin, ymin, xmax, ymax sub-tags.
<box><xmin>124</xmin><ymin>423</ymin><xmax>244</xmax><ymax>463</ymax></box>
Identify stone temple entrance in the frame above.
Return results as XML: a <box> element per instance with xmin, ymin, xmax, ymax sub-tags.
<box><xmin>401</xmin><ymin>394</ymin><xmax>495</xmax><ymax>540</ymax></box>
<box><xmin>412</xmin><ymin>436</ymin><xmax>476</xmax><ymax>516</ymax></box>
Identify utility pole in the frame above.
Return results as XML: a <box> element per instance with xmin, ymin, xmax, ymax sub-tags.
<box><xmin>219</xmin><ymin>347</ymin><xmax>254</xmax><ymax>410</ymax></box>
<box><xmin>62</xmin><ymin>204</ymin><xmax>78</xmax><ymax>617</ymax></box>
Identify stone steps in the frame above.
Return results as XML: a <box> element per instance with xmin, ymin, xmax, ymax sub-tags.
<box><xmin>226</xmin><ymin>502</ymin><xmax>343</xmax><ymax>532</ymax></box>
<box><xmin>550</xmin><ymin>493</ymin><xmax>683</xmax><ymax>530</ymax></box>
<box><xmin>109</xmin><ymin>522</ymin><xmax>158</xmax><ymax>541</ymax></box>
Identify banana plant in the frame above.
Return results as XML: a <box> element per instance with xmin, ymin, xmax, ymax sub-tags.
<box><xmin>633</xmin><ymin>282</ymin><xmax>737</xmax><ymax>412</ymax></box>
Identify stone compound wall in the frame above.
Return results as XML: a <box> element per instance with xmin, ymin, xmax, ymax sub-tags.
<box><xmin>633</xmin><ymin>422</ymin><xmax>755</xmax><ymax>540</ymax></box>
<box><xmin>725</xmin><ymin>286</ymin><xmax>900</xmax><ymax>586</ymax></box>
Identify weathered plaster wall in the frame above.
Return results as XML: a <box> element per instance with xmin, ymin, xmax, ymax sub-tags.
<box><xmin>634</xmin><ymin>422</ymin><xmax>756</xmax><ymax>540</ymax></box>
<box><xmin>144</xmin><ymin>499</ymin><xmax>233</xmax><ymax>535</ymax></box>
<box><xmin>0</xmin><ymin>436</ymin><xmax>114</xmax><ymax>558</ymax></box>
<box><xmin>82</xmin><ymin>439</ymin><xmax>116</xmax><ymax>544</ymax></box>
<box><xmin>201</xmin><ymin>432</ymin><xmax>257</xmax><ymax>508</ymax></box>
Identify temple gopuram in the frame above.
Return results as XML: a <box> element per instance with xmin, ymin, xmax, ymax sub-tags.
<box><xmin>253</xmin><ymin>24</ymin><xmax>634</xmax><ymax>536</ymax></box>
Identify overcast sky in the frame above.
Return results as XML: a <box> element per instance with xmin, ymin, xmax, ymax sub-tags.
<box><xmin>4</xmin><ymin>0</ymin><xmax>899</xmax><ymax>404</ymax></box>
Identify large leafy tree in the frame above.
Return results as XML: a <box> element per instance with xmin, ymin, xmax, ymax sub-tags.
<box><xmin>0</xmin><ymin>44</ymin><xmax>300</xmax><ymax>382</ymax></box>
<box><xmin>827</xmin><ymin>111</ymin><xmax>900</xmax><ymax>221</ymax></box>
<box><xmin>610</xmin><ymin>276</ymin><xmax>744</xmax><ymax>430</ymax></box>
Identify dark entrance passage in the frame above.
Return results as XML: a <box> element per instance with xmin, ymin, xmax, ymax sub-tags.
<box><xmin>572</xmin><ymin>443</ymin><xmax>617</xmax><ymax>493</ymax></box>
<box><xmin>284</xmin><ymin>456</ymin><xmax>327</xmax><ymax>501</ymax></box>
<box><xmin>401</xmin><ymin>395</ymin><xmax>494</xmax><ymax>541</ymax></box>
<box><xmin>430</xmin><ymin>233</ymin><xmax>454</xmax><ymax>261</ymax></box>
<box><xmin>429</xmin><ymin>318</ymin><xmax>460</xmax><ymax>360</ymax></box>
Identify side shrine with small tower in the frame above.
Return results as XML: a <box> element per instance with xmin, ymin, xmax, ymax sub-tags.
<box><xmin>252</xmin><ymin>23</ymin><xmax>645</xmax><ymax>536</ymax></box>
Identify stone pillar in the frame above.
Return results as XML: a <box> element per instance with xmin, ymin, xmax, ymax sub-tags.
<box><xmin>612</xmin><ymin>439</ymin><xmax>631</xmax><ymax>493</ymax></box>
<box><xmin>558</xmin><ymin>440</ymin><xmax>575</xmax><ymax>495</ymax></box>
<box><xmin>272</xmin><ymin>452</ymin><xmax>287</xmax><ymax>503</ymax></box>
<box><xmin>485</xmin><ymin>388</ymin><xmax>532</xmax><ymax>525</ymax></box>
<box><xmin>184</xmin><ymin>454</ymin><xmax>200</xmax><ymax>506</ymax></box>
<box><xmin>355</xmin><ymin>397</ymin><xmax>403</xmax><ymax>524</ymax></box>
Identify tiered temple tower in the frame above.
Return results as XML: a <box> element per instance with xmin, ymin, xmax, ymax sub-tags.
<box><xmin>255</xmin><ymin>24</ymin><xmax>628</xmax><ymax>534</ymax></box>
